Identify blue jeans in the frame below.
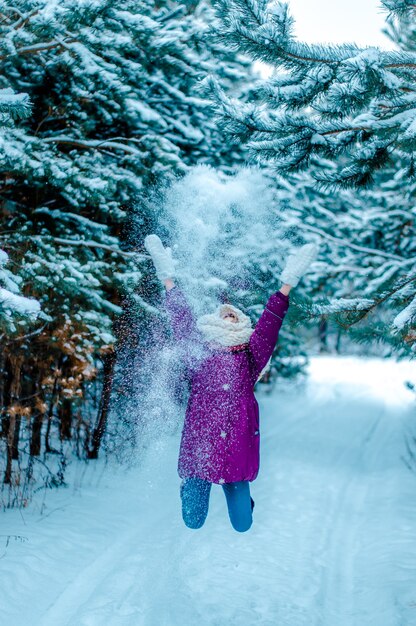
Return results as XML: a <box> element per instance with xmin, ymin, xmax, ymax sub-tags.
<box><xmin>180</xmin><ymin>477</ymin><xmax>254</xmax><ymax>533</ymax></box>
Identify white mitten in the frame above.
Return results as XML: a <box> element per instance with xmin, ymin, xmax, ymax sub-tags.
<box><xmin>144</xmin><ymin>234</ymin><xmax>175</xmax><ymax>281</ymax></box>
<box><xmin>280</xmin><ymin>243</ymin><xmax>318</xmax><ymax>287</ymax></box>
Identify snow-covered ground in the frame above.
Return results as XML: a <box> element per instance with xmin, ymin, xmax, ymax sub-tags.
<box><xmin>1</xmin><ymin>356</ymin><xmax>416</xmax><ymax>626</ymax></box>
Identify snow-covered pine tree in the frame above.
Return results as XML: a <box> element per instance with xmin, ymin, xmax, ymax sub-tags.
<box><xmin>211</xmin><ymin>0</ymin><xmax>416</xmax><ymax>185</ymax></box>
<box><xmin>208</xmin><ymin>0</ymin><xmax>416</xmax><ymax>358</ymax></box>
<box><xmin>0</xmin><ymin>250</ymin><xmax>40</xmax><ymax>335</ymax></box>
<box><xmin>0</xmin><ymin>0</ymin><xmax>256</xmax><ymax>488</ymax></box>
<box><xmin>0</xmin><ymin>85</ymin><xmax>46</xmax><ymax>487</ymax></box>
<box><xmin>268</xmin><ymin>164</ymin><xmax>416</xmax><ymax>358</ymax></box>
<box><xmin>0</xmin><ymin>87</ymin><xmax>40</xmax><ymax>334</ymax></box>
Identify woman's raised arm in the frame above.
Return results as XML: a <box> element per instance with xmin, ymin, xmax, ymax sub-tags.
<box><xmin>145</xmin><ymin>235</ymin><xmax>198</xmax><ymax>343</ymax></box>
<box><xmin>249</xmin><ymin>243</ymin><xmax>318</xmax><ymax>380</ymax></box>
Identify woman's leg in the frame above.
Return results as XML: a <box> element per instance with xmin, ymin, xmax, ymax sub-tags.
<box><xmin>222</xmin><ymin>481</ymin><xmax>253</xmax><ymax>533</ymax></box>
<box><xmin>180</xmin><ymin>477</ymin><xmax>212</xmax><ymax>529</ymax></box>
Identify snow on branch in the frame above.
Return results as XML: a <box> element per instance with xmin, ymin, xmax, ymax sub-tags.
<box><xmin>0</xmin><ymin>287</ymin><xmax>40</xmax><ymax>319</ymax></box>
<box><xmin>52</xmin><ymin>238</ymin><xmax>145</xmax><ymax>259</ymax></box>
<box><xmin>392</xmin><ymin>294</ymin><xmax>416</xmax><ymax>329</ymax></box>
<box><xmin>312</xmin><ymin>297</ymin><xmax>376</xmax><ymax>315</ymax></box>
<box><xmin>0</xmin><ymin>88</ymin><xmax>31</xmax><ymax>119</ymax></box>
<box><xmin>300</xmin><ymin>223</ymin><xmax>411</xmax><ymax>263</ymax></box>
<box><xmin>42</xmin><ymin>136</ymin><xmax>144</xmax><ymax>156</ymax></box>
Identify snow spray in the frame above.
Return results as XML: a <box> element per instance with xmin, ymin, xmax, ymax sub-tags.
<box><xmin>161</xmin><ymin>164</ymin><xmax>285</xmax><ymax>314</ymax></box>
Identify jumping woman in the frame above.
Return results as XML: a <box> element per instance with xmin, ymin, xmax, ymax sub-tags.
<box><xmin>145</xmin><ymin>235</ymin><xmax>317</xmax><ymax>533</ymax></box>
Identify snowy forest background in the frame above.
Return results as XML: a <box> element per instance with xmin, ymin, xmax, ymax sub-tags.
<box><xmin>0</xmin><ymin>0</ymin><xmax>415</xmax><ymax>506</ymax></box>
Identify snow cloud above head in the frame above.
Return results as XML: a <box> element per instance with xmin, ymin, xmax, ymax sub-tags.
<box><xmin>160</xmin><ymin>165</ymin><xmax>283</xmax><ymax>311</ymax></box>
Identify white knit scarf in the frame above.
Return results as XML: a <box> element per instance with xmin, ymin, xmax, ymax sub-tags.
<box><xmin>196</xmin><ymin>304</ymin><xmax>253</xmax><ymax>347</ymax></box>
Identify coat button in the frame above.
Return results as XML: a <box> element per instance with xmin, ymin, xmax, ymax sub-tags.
<box><xmin>220</xmin><ymin>430</ymin><xmax>227</xmax><ymax>439</ymax></box>
<box><xmin>222</xmin><ymin>384</ymin><xmax>230</xmax><ymax>390</ymax></box>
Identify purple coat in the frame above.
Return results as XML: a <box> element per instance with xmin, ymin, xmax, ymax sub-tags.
<box><xmin>165</xmin><ymin>287</ymin><xmax>289</xmax><ymax>484</ymax></box>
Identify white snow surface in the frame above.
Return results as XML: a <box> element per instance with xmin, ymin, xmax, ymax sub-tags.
<box><xmin>1</xmin><ymin>356</ymin><xmax>416</xmax><ymax>626</ymax></box>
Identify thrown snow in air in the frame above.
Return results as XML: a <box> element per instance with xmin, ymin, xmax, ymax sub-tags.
<box><xmin>160</xmin><ymin>164</ymin><xmax>287</xmax><ymax>312</ymax></box>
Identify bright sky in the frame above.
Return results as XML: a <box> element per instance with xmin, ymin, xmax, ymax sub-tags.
<box><xmin>285</xmin><ymin>0</ymin><xmax>393</xmax><ymax>48</ymax></box>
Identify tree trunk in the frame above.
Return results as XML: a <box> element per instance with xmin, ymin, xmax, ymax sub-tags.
<box><xmin>11</xmin><ymin>414</ymin><xmax>21</xmax><ymax>460</ymax></box>
<box><xmin>1</xmin><ymin>353</ymin><xmax>13</xmax><ymax>438</ymax></box>
<box><xmin>0</xmin><ymin>350</ymin><xmax>5</xmax><ymax>423</ymax></box>
<box><xmin>29</xmin><ymin>369</ymin><xmax>43</xmax><ymax>456</ymax></box>
<box><xmin>335</xmin><ymin>328</ymin><xmax>342</xmax><ymax>354</ymax></box>
<box><xmin>4</xmin><ymin>412</ymin><xmax>17</xmax><ymax>484</ymax></box>
<box><xmin>30</xmin><ymin>410</ymin><xmax>43</xmax><ymax>456</ymax></box>
<box><xmin>88</xmin><ymin>350</ymin><xmax>116</xmax><ymax>459</ymax></box>
<box><xmin>318</xmin><ymin>316</ymin><xmax>329</xmax><ymax>353</ymax></box>
<box><xmin>45</xmin><ymin>372</ymin><xmax>59</xmax><ymax>453</ymax></box>
<box><xmin>59</xmin><ymin>397</ymin><xmax>72</xmax><ymax>440</ymax></box>
<box><xmin>4</xmin><ymin>355</ymin><xmax>23</xmax><ymax>484</ymax></box>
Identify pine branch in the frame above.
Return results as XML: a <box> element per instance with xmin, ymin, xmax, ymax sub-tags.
<box><xmin>0</xmin><ymin>37</ymin><xmax>77</xmax><ymax>60</ymax></box>
<box><xmin>52</xmin><ymin>238</ymin><xmax>145</xmax><ymax>258</ymax></box>
<box><xmin>381</xmin><ymin>1</ymin><xmax>416</xmax><ymax>18</ymax></box>
<box><xmin>300</xmin><ymin>223</ymin><xmax>412</xmax><ymax>263</ymax></box>
<box><xmin>42</xmin><ymin>136</ymin><xmax>144</xmax><ymax>156</ymax></box>
<box><xmin>10</xmin><ymin>8</ymin><xmax>40</xmax><ymax>31</ymax></box>
<box><xmin>335</xmin><ymin>274</ymin><xmax>416</xmax><ymax>329</ymax></box>
<box><xmin>0</xmin><ymin>89</ymin><xmax>31</xmax><ymax>119</ymax></box>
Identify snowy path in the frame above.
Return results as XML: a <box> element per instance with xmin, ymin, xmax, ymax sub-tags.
<box><xmin>1</xmin><ymin>356</ymin><xmax>416</xmax><ymax>626</ymax></box>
